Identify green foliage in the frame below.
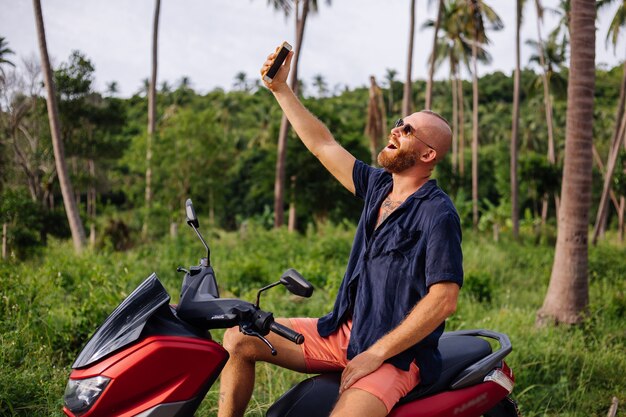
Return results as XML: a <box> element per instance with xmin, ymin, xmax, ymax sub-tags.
<box><xmin>3</xmin><ymin>47</ymin><xmax>626</xmax><ymax>251</ymax></box>
<box><xmin>462</xmin><ymin>270</ymin><xmax>494</xmax><ymax>303</ymax></box>
<box><xmin>0</xmin><ymin>189</ymin><xmax>45</xmax><ymax>258</ymax></box>
<box><xmin>0</xmin><ymin>228</ymin><xmax>624</xmax><ymax>417</ymax></box>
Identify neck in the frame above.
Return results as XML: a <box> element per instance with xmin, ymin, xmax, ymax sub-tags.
<box><xmin>389</xmin><ymin>169</ymin><xmax>431</xmax><ymax>200</ymax></box>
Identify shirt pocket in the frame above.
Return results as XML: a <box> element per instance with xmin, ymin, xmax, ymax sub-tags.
<box><xmin>386</xmin><ymin>227</ymin><xmax>423</xmax><ymax>259</ymax></box>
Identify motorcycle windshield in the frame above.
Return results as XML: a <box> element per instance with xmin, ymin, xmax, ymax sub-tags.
<box><xmin>72</xmin><ymin>273</ymin><xmax>171</xmax><ymax>369</ymax></box>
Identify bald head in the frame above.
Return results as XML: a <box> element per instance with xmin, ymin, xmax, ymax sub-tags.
<box><xmin>405</xmin><ymin>110</ymin><xmax>452</xmax><ymax>162</ymax></box>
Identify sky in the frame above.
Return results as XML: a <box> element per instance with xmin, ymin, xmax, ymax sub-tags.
<box><xmin>1</xmin><ymin>0</ymin><xmax>625</xmax><ymax>98</ymax></box>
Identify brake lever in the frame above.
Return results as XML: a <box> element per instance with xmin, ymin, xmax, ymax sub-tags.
<box><xmin>240</xmin><ymin>324</ymin><xmax>277</xmax><ymax>356</ymax></box>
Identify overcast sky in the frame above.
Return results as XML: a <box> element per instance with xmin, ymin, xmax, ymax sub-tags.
<box><xmin>2</xmin><ymin>0</ymin><xmax>625</xmax><ymax>97</ymax></box>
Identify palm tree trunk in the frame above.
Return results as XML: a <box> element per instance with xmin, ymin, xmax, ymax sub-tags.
<box><xmin>425</xmin><ymin>0</ymin><xmax>444</xmax><ymax>110</ymax></box>
<box><xmin>144</xmin><ymin>0</ymin><xmax>160</xmax><ymax>235</ymax></box>
<box><xmin>388</xmin><ymin>76</ymin><xmax>395</xmax><ymax>115</ymax></box>
<box><xmin>2</xmin><ymin>223</ymin><xmax>7</xmax><ymax>260</ymax></box>
<box><xmin>592</xmin><ymin>57</ymin><xmax>626</xmax><ymax>244</ymax></box>
<box><xmin>619</xmin><ymin>196</ymin><xmax>625</xmax><ymax>242</ymax></box>
<box><xmin>275</xmin><ymin>0</ymin><xmax>309</xmax><ymax>228</ymax></box>
<box><xmin>591</xmin><ymin>144</ymin><xmax>621</xmax><ymax>213</ymax></box>
<box><xmin>471</xmin><ymin>34</ymin><xmax>480</xmax><ymax>230</ymax></box>
<box><xmin>366</xmin><ymin>76</ymin><xmax>384</xmax><ymax>164</ymax></box>
<box><xmin>535</xmin><ymin>0</ymin><xmax>556</xmax><ymax>164</ymax></box>
<box><xmin>536</xmin><ymin>0</ymin><xmax>558</xmax><ymax>228</ymax></box>
<box><xmin>511</xmin><ymin>0</ymin><xmax>521</xmax><ymax>239</ymax></box>
<box><xmin>537</xmin><ymin>0</ymin><xmax>596</xmax><ymax>326</ymax></box>
<box><xmin>451</xmin><ymin>71</ymin><xmax>459</xmax><ymax>173</ymax></box>
<box><xmin>622</xmin><ymin>132</ymin><xmax>626</xmax><ymax>243</ymax></box>
<box><xmin>88</xmin><ymin>158</ymin><xmax>96</xmax><ymax>218</ymax></box>
<box><xmin>402</xmin><ymin>0</ymin><xmax>416</xmax><ymax>116</ymax></box>
<box><xmin>458</xmin><ymin>70</ymin><xmax>465</xmax><ymax>176</ymax></box>
<box><xmin>288</xmin><ymin>175</ymin><xmax>297</xmax><ymax>232</ymax></box>
<box><xmin>33</xmin><ymin>0</ymin><xmax>86</xmax><ymax>252</ymax></box>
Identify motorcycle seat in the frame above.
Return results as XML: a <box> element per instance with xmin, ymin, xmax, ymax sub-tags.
<box><xmin>398</xmin><ymin>334</ymin><xmax>492</xmax><ymax>403</ymax></box>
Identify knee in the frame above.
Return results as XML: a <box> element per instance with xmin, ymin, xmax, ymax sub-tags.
<box><xmin>222</xmin><ymin>326</ymin><xmax>256</xmax><ymax>359</ymax></box>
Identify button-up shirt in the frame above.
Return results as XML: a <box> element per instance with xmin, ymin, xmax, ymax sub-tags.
<box><xmin>317</xmin><ymin>160</ymin><xmax>464</xmax><ymax>385</ymax></box>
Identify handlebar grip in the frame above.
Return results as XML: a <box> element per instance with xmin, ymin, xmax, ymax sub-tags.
<box><xmin>269</xmin><ymin>321</ymin><xmax>305</xmax><ymax>345</ymax></box>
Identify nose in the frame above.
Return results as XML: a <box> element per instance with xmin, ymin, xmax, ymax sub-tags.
<box><xmin>390</xmin><ymin>125</ymin><xmax>403</xmax><ymax>137</ymax></box>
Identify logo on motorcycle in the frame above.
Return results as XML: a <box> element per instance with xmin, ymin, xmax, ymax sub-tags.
<box><xmin>453</xmin><ymin>393</ymin><xmax>488</xmax><ymax>415</ymax></box>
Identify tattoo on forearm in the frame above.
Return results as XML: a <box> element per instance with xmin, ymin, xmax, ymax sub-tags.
<box><xmin>219</xmin><ymin>392</ymin><xmax>225</xmax><ymax>404</ymax></box>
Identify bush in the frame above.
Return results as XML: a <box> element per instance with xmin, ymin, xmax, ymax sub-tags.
<box><xmin>463</xmin><ymin>271</ymin><xmax>494</xmax><ymax>303</ymax></box>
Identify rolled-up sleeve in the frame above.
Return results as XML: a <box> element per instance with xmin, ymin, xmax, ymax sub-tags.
<box><xmin>425</xmin><ymin>211</ymin><xmax>463</xmax><ymax>288</ymax></box>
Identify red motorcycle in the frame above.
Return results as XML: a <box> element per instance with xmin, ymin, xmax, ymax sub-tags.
<box><xmin>63</xmin><ymin>200</ymin><xmax>520</xmax><ymax>417</ymax></box>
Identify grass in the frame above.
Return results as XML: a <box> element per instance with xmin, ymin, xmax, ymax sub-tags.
<box><xmin>0</xmin><ymin>222</ymin><xmax>624</xmax><ymax>416</ymax></box>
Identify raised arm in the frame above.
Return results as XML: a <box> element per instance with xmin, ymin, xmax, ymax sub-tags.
<box><xmin>261</xmin><ymin>47</ymin><xmax>356</xmax><ymax>194</ymax></box>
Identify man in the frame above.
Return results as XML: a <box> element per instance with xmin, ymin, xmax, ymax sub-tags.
<box><xmin>218</xmin><ymin>47</ymin><xmax>463</xmax><ymax>417</ymax></box>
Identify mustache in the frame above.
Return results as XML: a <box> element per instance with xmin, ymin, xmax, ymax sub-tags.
<box><xmin>386</xmin><ymin>134</ymin><xmax>399</xmax><ymax>148</ymax></box>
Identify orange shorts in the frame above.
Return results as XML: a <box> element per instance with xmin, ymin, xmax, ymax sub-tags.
<box><xmin>288</xmin><ymin>318</ymin><xmax>420</xmax><ymax>413</ymax></box>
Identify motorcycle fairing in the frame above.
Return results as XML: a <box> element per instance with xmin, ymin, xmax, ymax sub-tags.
<box><xmin>73</xmin><ymin>274</ymin><xmax>170</xmax><ymax>369</ymax></box>
<box><xmin>65</xmin><ymin>336</ymin><xmax>229</xmax><ymax>417</ymax></box>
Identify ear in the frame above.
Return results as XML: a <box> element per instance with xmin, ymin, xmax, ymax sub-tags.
<box><xmin>420</xmin><ymin>148</ymin><xmax>437</xmax><ymax>163</ymax></box>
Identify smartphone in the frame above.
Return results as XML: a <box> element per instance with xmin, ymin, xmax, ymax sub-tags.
<box><xmin>263</xmin><ymin>41</ymin><xmax>293</xmax><ymax>83</ymax></box>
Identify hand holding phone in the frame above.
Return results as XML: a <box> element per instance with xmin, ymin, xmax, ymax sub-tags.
<box><xmin>262</xmin><ymin>41</ymin><xmax>293</xmax><ymax>84</ymax></box>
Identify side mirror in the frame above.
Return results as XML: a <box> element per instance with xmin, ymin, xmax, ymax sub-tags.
<box><xmin>280</xmin><ymin>269</ymin><xmax>314</xmax><ymax>298</ymax></box>
<box><xmin>186</xmin><ymin>199</ymin><xmax>199</xmax><ymax>228</ymax></box>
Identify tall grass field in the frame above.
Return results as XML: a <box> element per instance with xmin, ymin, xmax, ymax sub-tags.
<box><xmin>0</xmin><ymin>223</ymin><xmax>624</xmax><ymax>416</ymax></box>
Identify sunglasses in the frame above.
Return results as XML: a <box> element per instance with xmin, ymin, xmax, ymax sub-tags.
<box><xmin>393</xmin><ymin>119</ymin><xmax>435</xmax><ymax>150</ymax></box>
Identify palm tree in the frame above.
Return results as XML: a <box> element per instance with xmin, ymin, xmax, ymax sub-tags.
<box><xmin>267</xmin><ymin>0</ymin><xmax>329</xmax><ymax>228</ymax></box>
<box><xmin>402</xmin><ymin>0</ymin><xmax>417</xmax><ymax>116</ymax></box>
<box><xmin>312</xmin><ymin>74</ymin><xmax>328</xmax><ymax>97</ymax></box>
<box><xmin>105</xmin><ymin>80</ymin><xmax>119</xmax><ymax>97</ymax></box>
<box><xmin>145</xmin><ymin>0</ymin><xmax>161</xmax><ymax>236</ymax></box>
<box><xmin>466</xmin><ymin>0</ymin><xmax>503</xmax><ymax>229</ymax></box>
<box><xmin>428</xmin><ymin>0</ymin><xmax>471</xmax><ymax>173</ymax></box>
<box><xmin>529</xmin><ymin>1</ymin><xmax>559</xmax><ymax>164</ymax></box>
<box><xmin>233</xmin><ymin>71</ymin><xmax>249</xmax><ymax>92</ymax></box>
<box><xmin>425</xmin><ymin>0</ymin><xmax>444</xmax><ymax>110</ymax></box>
<box><xmin>527</xmin><ymin>28</ymin><xmax>569</xmax><ymax>217</ymax></box>
<box><xmin>137</xmin><ymin>77</ymin><xmax>150</xmax><ymax>97</ymax></box>
<box><xmin>537</xmin><ymin>0</ymin><xmax>596</xmax><ymax>326</ymax></box>
<box><xmin>178</xmin><ymin>75</ymin><xmax>192</xmax><ymax>90</ymax></box>
<box><xmin>366</xmin><ymin>76</ymin><xmax>386</xmax><ymax>164</ymax></box>
<box><xmin>550</xmin><ymin>0</ymin><xmax>571</xmax><ymax>41</ymax></box>
<box><xmin>384</xmin><ymin>68</ymin><xmax>398</xmax><ymax>114</ymax></box>
<box><xmin>527</xmin><ymin>30</ymin><xmax>569</xmax><ymax>99</ymax></box>
<box><xmin>593</xmin><ymin>0</ymin><xmax>626</xmax><ymax>243</ymax></box>
<box><xmin>160</xmin><ymin>80</ymin><xmax>171</xmax><ymax>94</ymax></box>
<box><xmin>0</xmin><ymin>36</ymin><xmax>16</xmax><ymax>79</ymax></box>
<box><xmin>429</xmin><ymin>0</ymin><xmax>489</xmax><ymax>176</ymax></box>
<box><xmin>510</xmin><ymin>0</ymin><xmax>528</xmax><ymax>239</ymax></box>
<box><xmin>32</xmin><ymin>0</ymin><xmax>86</xmax><ymax>252</ymax></box>
<box><xmin>526</xmin><ymin>0</ymin><xmax>563</xmax><ymax>226</ymax></box>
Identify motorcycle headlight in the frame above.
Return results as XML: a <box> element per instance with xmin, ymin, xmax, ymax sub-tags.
<box><xmin>64</xmin><ymin>376</ymin><xmax>110</xmax><ymax>416</ymax></box>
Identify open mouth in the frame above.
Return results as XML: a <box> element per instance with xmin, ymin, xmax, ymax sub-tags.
<box><xmin>386</xmin><ymin>142</ymin><xmax>398</xmax><ymax>150</ymax></box>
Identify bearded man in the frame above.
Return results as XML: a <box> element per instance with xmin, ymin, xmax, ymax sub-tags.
<box><xmin>217</xmin><ymin>47</ymin><xmax>463</xmax><ymax>417</ymax></box>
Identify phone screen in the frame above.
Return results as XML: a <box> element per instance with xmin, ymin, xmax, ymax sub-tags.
<box><xmin>264</xmin><ymin>45</ymin><xmax>291</xmax><ymax>82</ymax></box>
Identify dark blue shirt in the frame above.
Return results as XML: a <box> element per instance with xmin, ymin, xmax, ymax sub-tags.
<box><xmin>317</xmin><ymin>160</ymin><xmax>463</xmax><ymax>385</ymax></box>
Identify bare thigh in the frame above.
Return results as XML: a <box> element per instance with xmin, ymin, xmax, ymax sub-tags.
<box><xmin>330</xmin><ymin>388</ymin><xmax>388</xmax><ymax>417</ymax></box>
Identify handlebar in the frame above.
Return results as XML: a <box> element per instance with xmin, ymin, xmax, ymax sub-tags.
<box><xmin>270</xmin><ymin>321</ymin><xmax>305</xmax><ymax>345</ymax></box>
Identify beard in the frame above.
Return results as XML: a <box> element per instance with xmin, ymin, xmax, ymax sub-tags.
<box><xmin>377</xmin><ymin>145</ymin><xmax>418</xmax><ymax>173</ymax></box>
